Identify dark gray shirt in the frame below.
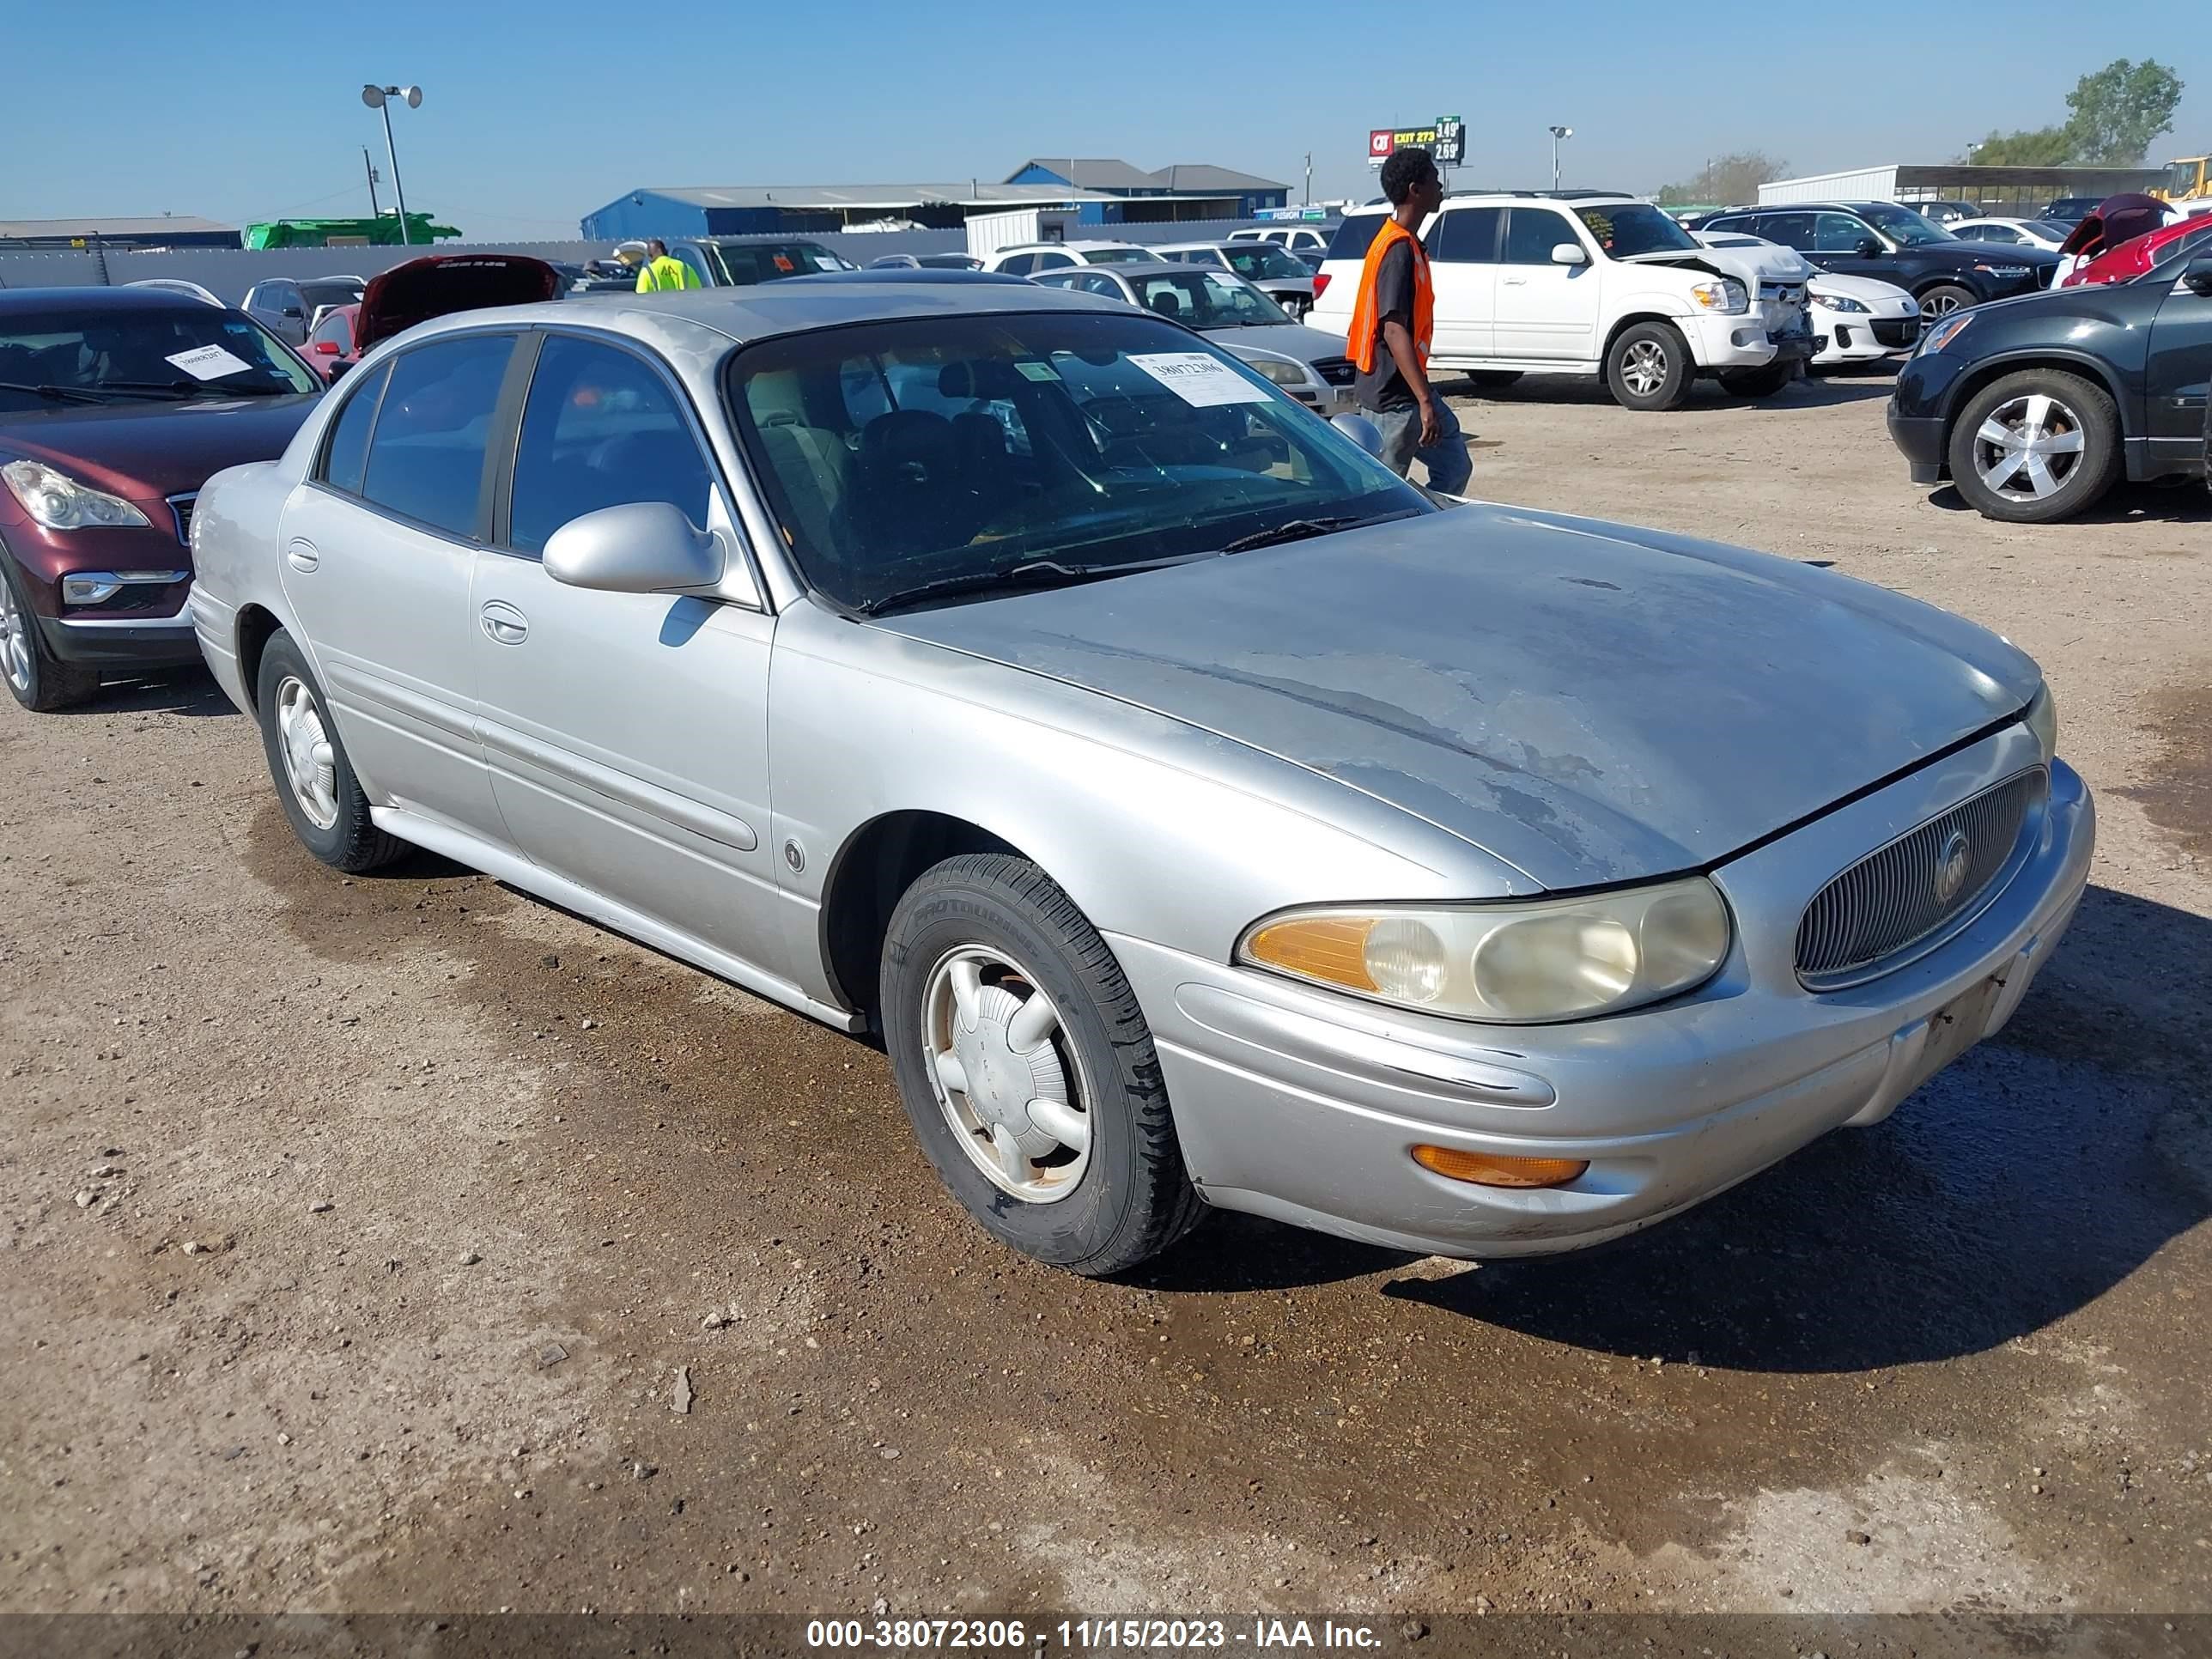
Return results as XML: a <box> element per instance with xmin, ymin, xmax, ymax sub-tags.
<box><xmin>1353</xmin><ymin>239</ymin><xmax>1419</xmax><ymax>414</ymax></box>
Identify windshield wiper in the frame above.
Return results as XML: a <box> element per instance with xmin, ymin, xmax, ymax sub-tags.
<box><xmin>857</xmin><ymin>552</ymin><xmax>1199</xmax><ymax>617</ymax></box>
<box><xmin>1218</xmin><ymin>516</ymin><xmax>1364</xmax><ymax>553</ymax></box>
<box><xmin>0</xmin><ymin>380</ymin><xmax>140</xmax><ymax>404</ymax></box>
<box><xmin>99</xmin><ymin>379</ymin><xmax>295</xmax><ymax>398</ymax></box>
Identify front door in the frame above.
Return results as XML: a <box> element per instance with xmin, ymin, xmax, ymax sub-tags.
<box><xmin>1422</xmin><ymin>206</ymin><xmax>1500</xmax><ymax>359</ymax></box>
<box><xmin>1492</xmin><ymin>207</ymin><xmax>1601</xmax><ymax>360</ymax></box>
<box><xmin>276</xmin><ymin>332</ymin><xmax>517</xmax><ymax>840</ymax></box>
<box><xmin>2146</xmin><ymin>265</ymin><xmax>2212</xmax><ymax>465</ymax></box>
<box><xmin>469</xmin><ymin>331</ymin><xmax>785</xmax><ymax>963</ymax></box>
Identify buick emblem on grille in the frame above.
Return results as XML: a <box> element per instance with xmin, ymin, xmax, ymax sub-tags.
<box><xmin>1933</xmin><ymin>829</ymin><xmax>1972</xmax><ymax>905</ymax></box>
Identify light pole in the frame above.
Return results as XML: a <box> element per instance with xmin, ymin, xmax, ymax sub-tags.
<box><xmin>362</xmin><ymin>84</ymin><xmax>422</xmax><ymax>245</ymax></box>
<box><xmin>1548</xmin><ymin>125</ymin><xmax>1573</xmax><ymax>191</ymax></box>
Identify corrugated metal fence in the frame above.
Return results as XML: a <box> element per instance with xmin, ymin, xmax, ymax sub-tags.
<box><xmin>0</xmin><ymin>219</ymin><xmax>1328</xmax><ymax>305</ymax></box>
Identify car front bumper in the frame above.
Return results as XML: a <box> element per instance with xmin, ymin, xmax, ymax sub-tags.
<box><xmin>1814</xmin><ymin>309</ymin><xmax>1921</xmax><ymax>364</ymax></box>
<box><xmin>1112</xmin><ymin>731</ymin><xmax>2093</xmax><ymax>1259</ymax></box>
<box><xmin>36</xmin><ymin>601</ymin><xmax>202</xmax><ymax>668</ymax></box>
<box><xmin>1682</xmin><ymin>312</ymin><xmax>1816</xmax><ymax>369</ymax></box>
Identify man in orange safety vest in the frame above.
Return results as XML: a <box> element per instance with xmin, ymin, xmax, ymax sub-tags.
<box><xmin>1346</xmin><ymin>146</ymin><xmax>1469</xmax><ymax>493</ymax></box>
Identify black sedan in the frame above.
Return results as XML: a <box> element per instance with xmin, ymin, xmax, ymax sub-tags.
<box><xmin>1887</xmin><ymin>251</ymin><xmax>2212</xmax><ymax>522</ymax></box>
<box><xmin>1701</xmin><ymin>201</ymin><xmax>2059</xmax><ymax>320</ymax></box>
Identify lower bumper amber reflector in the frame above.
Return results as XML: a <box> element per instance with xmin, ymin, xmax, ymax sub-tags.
<box><xmin>1412</xmin><ymin>1145</ymin><xmax>1588</xmax><ymax>1188</ymax></box>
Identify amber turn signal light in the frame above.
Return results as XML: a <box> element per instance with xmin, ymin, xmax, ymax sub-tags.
<box><xmin>1411</xmin><ymin>1145</ymin><xmax>1589</xmax><ymax>1188</ymax></box>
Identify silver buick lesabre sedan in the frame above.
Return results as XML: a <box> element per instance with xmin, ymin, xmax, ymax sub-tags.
<box><xmin>187</xmin><ymin>281</ymin><xmax>2093</xmax><ymax>1275</ymax></box>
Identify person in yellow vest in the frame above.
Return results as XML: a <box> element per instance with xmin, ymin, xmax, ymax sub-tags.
<box><xmin>635</xmin><ymin>239</ymin><xmax>702</xmax><ymax>294</ymax></box>
<box><xmin>1346</xmin><ymin>147</ymin><xmax>1468</xmax><ymax>492</ymax></box>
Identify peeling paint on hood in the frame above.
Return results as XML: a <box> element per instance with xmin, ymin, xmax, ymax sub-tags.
<box><xmin>878</xmin><ymin>505</ymin><xmax>2040</xmax><ymax>890</ymax></box>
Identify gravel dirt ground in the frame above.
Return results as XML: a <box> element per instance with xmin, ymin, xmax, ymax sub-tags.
<box><xmin>3</xmin><ymin>366</ymin><xmax>2209</xmax><ymax>1641</ymax></box>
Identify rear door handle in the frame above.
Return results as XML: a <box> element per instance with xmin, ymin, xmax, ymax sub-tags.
<box><xmin>285</xmin><ymin>538</ymin><xmax>319</xmax><ymax>572</ymax></box>
<box><xmin>480</xmin><ymin>599</ymin><xmax>529</xmax><ymax>645</ymax></box>
<box><xmin>1501</xmin><ymin>276</ymin><xmax>1528</xmax><ymax>286</ymax></box>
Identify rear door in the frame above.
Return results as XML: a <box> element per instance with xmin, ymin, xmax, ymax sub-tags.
<box><xmin>470</xmin><ymin>330</ymin><xmax>785</xmax><ymax>961</ymax></box>
<box><xmin>1493</xmin><ymin>207</ymin><xmax>1601</xmax><ymax>360</ymax></box>
<box><xmin>277</xmin><ymin>331</ymin><xmax>517</xmax><ymax>841</ymax></box>
<box><xmin>1422</xmin><ymin>206</ymin><xmax>1500</xmax><ymax>359</ymax></box>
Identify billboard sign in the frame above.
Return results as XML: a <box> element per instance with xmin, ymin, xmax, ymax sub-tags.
<box><xmin>1368</xmin><ymin>116</ymin><xmax>1465</xmax><ymax>167</ymax></box>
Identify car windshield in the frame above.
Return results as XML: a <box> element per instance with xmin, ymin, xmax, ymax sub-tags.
<box><xmin>1121</xmin><ymin>269</ymin><xmax>1291</xmax><ymax>329</ymax></box>
<box><xmin>714</xmin><ymin>242</ymin><xmax>856</xmax><ymax>283</ymax></box>
<box><xmin>1574</xmin><ymin>203</ymin><xmax>1698</xmax><ymax>257</ymax></box>
<box><xmin>917</xmin><ymin>254</ymin><xmax>981</xmax><ymax>270</ymax></box>
<box><xmin>727</xmin><ymin>309</ymin><xmax>1429</xmax><ymax>613</ymax></box>
<box><xmin>1856</xmin><ymin>203</ymin><xmax>1952</xmax><ymax>246</ymax></box>
<box><xmin>1079</xmin><ymin>247</ymin><xmax>1155</xmax><ymax>264</ymax></box>
<box><xmin>0</xmin><ymin>304</ymin><xmax>318</xmax><ymax>410</ymax></box>
<box><xmin>1221</xmin><ymin>246</ymin><xmax>1310</xmax><ymax>281</ymax></box>
<box><xmin>299</xmin><ymin>279</ymin><xmax>363</xmax><ymax>310</ymax></box>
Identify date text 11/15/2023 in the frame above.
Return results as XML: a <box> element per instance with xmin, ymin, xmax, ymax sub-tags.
<box><xmin>803</xmin><ymin>1617</ymin><xmax>1388</xmax><ymax>1649</ymax></box>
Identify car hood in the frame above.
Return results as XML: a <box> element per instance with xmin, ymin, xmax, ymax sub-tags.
<box><xmin>1210</xmin><ymin>320</ymin><xmax>1352</xmax><ymax>364</ymax></box>
<box><xmin>0</xmin><ymin>397</ymin><xmax>319</xmax><ymax>501</ymax></box>
<box><xmin>878</xmin><ymin>506</ymin><xmax>2040</xmax><ymax>890</ymax></box>
<box><xmin>1810</xmin><ymin>272</ymin><xmax>1917</xmax><ymax>309</ymax></box>
<box><xmin>1630</xmin><ymin>243</ymin><xmax>1812</xmax><ymax>285</ymax></box>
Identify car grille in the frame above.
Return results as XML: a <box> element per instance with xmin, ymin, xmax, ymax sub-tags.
<box><xmin>2035</xmin><ymin>264</ymin><xmax>2057</xmax><ymax>289</ymax></box>
<box><xmin>167</xmin><ymin>492</ymin><xmax>197</xmax><ymax>547</ymax></box>
<box><xmin>1313</xmin><ymin>356</ymin><xmax>1355</xmax><ymax>387</ymax></box>
<box><xmin>1870</xmin><ymin>317</ymin><xmax>1921</xmax><ymax>348</ymax></box>
<box><xmin>1794</xmin><ymin>769</ymin><xmax>2045</xmax><ymax>988</ymax></box>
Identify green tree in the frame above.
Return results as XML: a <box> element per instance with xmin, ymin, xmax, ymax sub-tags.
<box><xmin>1967</xmin><ymin>126</ymin><xmax>2077</xmax><ymax>167</ymax></box>
<box><xmin>2063</xmin><ymin>58</ymin><xmax>2185</xmax><ymax>165</ymax></box>
<box><xmin>1656</xmin><ymin>152</ymin><xmax>1788</xmax><ymax>207</ymax></box>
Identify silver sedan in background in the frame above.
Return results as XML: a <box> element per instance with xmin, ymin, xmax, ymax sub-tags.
<box><xmin>1029</xmin><ymin>260</ymin><xmax>1354</xmax><ymax>416</ymax></box>
<box><xmin>189</xmin><ymin>281</ymin><xmax>2091</xmax><ymax>1275</ymax></box>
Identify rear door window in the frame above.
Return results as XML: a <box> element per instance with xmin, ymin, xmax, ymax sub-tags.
<box><xmin>1326</xmin><ymin>215</ymin><xmax>1389</xmax><ymax>263</ymax></box>
<box><xmin>507</xmin><ymin>335</ymin><xmax>716</xmax><ymax>556</ymax></box>
<box><xmin>358</xmin><ymin>333</ymin><xmax>514</xmax><ymax>539</ymax></box>
<box><xmin>1758</xmin><ymin>213</ymin><xmax>1818</xmax><ymax>251</ymax></box>
<box><xmin>1428</xmin><ymin>207</ymin><xmax>1501</xmax><ymax>264</ymax></box>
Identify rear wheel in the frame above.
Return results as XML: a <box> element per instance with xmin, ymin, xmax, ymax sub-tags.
<box><xmin>880</xmin><ymin>854</ymin><xmax>1206</xmax><ymax>1275</ymax></box>
<box><xmin>0</xmin><ymin>560</ymin><xmax>100</xmax><ymax>713</ymax></box>
<box><xmin>1605</xmin><ymin>321</ymin><xmax>1695</xmax><ymax>411</ymax></box>
<box><xmin>1945</xmin><ymin>368</ymin><xmax>2120</xmax><ymax>524</ymax></box>
<box><xmin>1718</xmin><ymin>362</ymin><xmax>1796</xmax><ymax>398</ymax></box>
<box><xmin>1918</xmin><ymin>283</ymin><xmax>1977</xmax><ymax>323</ymax></box>
<box><xmin>254</xmin><ymin>630</ymin><xmax>407</xmax><ymax>872</ymax></box>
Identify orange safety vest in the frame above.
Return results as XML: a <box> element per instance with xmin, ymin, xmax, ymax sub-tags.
<box><xmin>1347</xmin><ymin>218</ymin><xmax>1434</xmax><ymax>376</ymax></box>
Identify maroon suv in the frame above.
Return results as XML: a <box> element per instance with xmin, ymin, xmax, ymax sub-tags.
<box><xmin>0</xmin><ymin>288</ymin><xmax>322</xmax><ymax>710</ymax></box>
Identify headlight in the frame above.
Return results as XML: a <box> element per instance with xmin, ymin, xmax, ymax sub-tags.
<box><xmin>2</xmin><ymin>459</ymin><xmax>151</xmax><ymax>531</ymax></box>
<box><xmin>1689</xmin><ymin>278</ymin><xmax>1749</xmax><ymax>314</ymax></box>
<box><xmin>1917</xmin><ymin>312</ymin><xmax>1975</xmax><ymax>356</ymax></box>
<box><xmin>1815</xmin><ymin>291</ymin><xmax>1870</xmax><ymax>313</ymax></box>
<box><xmin>1239</xmin><ymin>877</ymin><xmax>1732</xmax><ymax>1024</ymax></box>
<box><xmin>2025</xmin><ymin>684</ymin><xmax>2057</xmax><ymax>763</ymax></box>
<box><xmin>1244</xmin><ymin>356</ymin><xmax>1310</xmax><ymax>387</ymax></box>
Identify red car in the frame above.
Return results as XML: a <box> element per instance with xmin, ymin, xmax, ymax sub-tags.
<box><xmin>2060</xmin><ymin>213</ymin><xmax>2212</xmax><ymax>288</ymax></box>
<box><xmin>299</xmin><ymin>302</ymin><xmax>361</xmax><ymax>381</ymax></box>
<box><xmin>0</xmin><ymin>288</ymin><xmax>323</xmax><ymax>709</ymax></box>
<box><xmin>317</xmin><ymin>253</ymin><xmax>562</xmax><ymax>380</ymax></box>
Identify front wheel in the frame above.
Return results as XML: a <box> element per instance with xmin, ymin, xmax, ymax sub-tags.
<box><xmin>0</xmin><ymin>560</ymin><xmax>100</xmax><ymax>713</ymax></box>
<box><xmin>1945</xmin><ymin>368</ymin><xmax>2120</xmax><ymax>523</ymax></box>
<box><xmin>1918</xmin><ymin>283</ymin><xmax>1977</xmax><ymax>323</ymax></box>
<box><xmin>1718</xmin><ymin>362</ymin><xmax>1795</xmax><ymax>398</ymax></box>
<box><xmin>254</xmin><ymin>630</ymin><xmax>407</xmax><ymax>872</ymax></box>
<box><xmin>1605</xmin><ymin>321</ymin><xmax>1695</xmax><ymax>410</ymax></box>
<box><xmin>880</xmin><ymin>854</ymin><xmax>1205</xmax><ymax>1275</ymax></box>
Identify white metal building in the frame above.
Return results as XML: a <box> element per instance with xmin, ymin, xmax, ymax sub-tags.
<box><xmin>1759</xmin><ymin>163</ymin><xmax>2166</xmax><ymax>210</ymax></box>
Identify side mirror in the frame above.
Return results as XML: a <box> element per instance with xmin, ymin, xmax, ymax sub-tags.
<box><xmin>1330</xmin><ymin>413</ymin><xmax>1385</xmax><ymax>459</ymax></box>
<box><xmin>544</xmin><ymin>501</ymin><xmax>724</xmax><ymax>595</ymax></box>
<box><xmin>1550</xmin><ymin>243</ymin><xmax>1590</xmax><ymax>266</ymax></box>
<box><xmin>2182</xmin><ymin>257</ymin><xmax>2212</xmax><ymax>298</ymax></box>
<box><xmin>1855</xmin><ymin>237</ymin><xmax>1883</xmax><ymax>257</ymax></box>
<box><xmin>326</xmin><ymin>359</ymin><xmax>352</xmax><ymax>380</ymax></box>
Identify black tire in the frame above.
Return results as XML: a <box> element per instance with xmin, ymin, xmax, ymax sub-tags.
<box><xmin>0</xmin><ymin>558</ymin><xmax>100</xmax><ymax>713</ymax></box>
<box><xmin>253</xmin><ymin>630</ymin><xmax>406</xmax><ymax>872</ymax></box>
<box><xmin>1605</xmin><ymin>321</ymin><xmax>1695</xmax><ymax>411</ymax></box>
<box><xmin>1467</xmin><ymin>370</ymin><xmax>1523</xmax><ymax>389</ymax></box>
<box><xmin>879</xmin><ymin>854</ymin><xmax>1206</xmax><ymax>1276</ymax></box>
<box><xmin>1718</xmin><ymin>362</ymin><xmax>1795</xmax><ymax>398</ymax></box>
<box><xmin>1917</xmin><ymin>283</ymin><xmax>1978</xmax><ymax>324</ymax></box>
<box><xmin>1945</xmin><ymin>368</ymin><xmax>2121</xmax><ymax>525</ymax></box>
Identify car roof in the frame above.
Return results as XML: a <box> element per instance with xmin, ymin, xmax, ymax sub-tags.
<box><xmin>997</xmin><ymin>240</ymin><xmax>1144</xmax><ymax>252</ymax></box>
<box><xmin>0</xmin><ymin>285</ymin><xmax>243</xmax><ymax>317</ymax></box>
<box><xmin>392</xmin><ymin>276</ymin><xmax>1133</xmax><ymax>352</ymax></box>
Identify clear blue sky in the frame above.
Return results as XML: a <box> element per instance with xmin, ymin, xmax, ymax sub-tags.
<box><xmin>14</xmin><ymin>1</ymin><xmax>2207</xmax><ymax>234</ymax></box>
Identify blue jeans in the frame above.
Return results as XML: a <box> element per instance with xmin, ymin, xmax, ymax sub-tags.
<box><xmin>1369</xmin><ymin>398</ymin><xmax>1472</xmax><ymax>495</ymax></box>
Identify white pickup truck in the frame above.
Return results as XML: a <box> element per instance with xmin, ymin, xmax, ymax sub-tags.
<box><xmin>1306</xmin><ymin>191</ymin><xmax>1815</xmax><ymax>410</ymax></box>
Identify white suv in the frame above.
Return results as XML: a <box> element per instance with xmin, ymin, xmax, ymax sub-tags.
<box><xmin>981</xmin><ymin>241</ymin><xmax>1155</xmax><ymax>276</ymax></box>
<box><xmin>1306</xmin><ymin>192</ymin><xmax>1814</xmax><ymax>410</ymax></box>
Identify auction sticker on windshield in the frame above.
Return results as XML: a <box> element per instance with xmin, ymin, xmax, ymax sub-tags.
<box><xmin>1127</xmin><ymin>351</ymin><xmax>1271</xmax><ymax>407</ymax></box>
<box><xmin>165</xmin><ymin>344</ymin><xmax>252</xmax><ymax>381</ymax></box>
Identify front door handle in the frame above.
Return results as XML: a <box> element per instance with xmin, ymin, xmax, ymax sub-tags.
<box><xmin>1501</xmin><ymin>276</ymin><xmax>1528</xmax><ymax>287</ymax></box>
<box><xmin>285</xmin><ymin>538</ymin><xmax>319</xmax><ymax>572</ymax></box>
<box><xmin>480</xmin><ymin>600</ymin><xmax>529</xmax><ymax>645</ymax></box>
